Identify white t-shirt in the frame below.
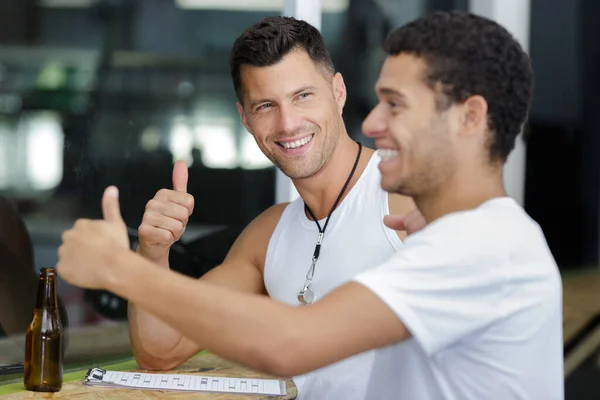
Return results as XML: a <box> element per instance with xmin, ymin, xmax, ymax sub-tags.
<box><xmin>353</xmin><ymin>197</ymin><xmax>564</xmax><ymax>400</ymax></box>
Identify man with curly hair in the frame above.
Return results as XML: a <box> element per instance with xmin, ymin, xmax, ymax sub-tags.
<box><xmin>56</xmin><ymin>11</ymin><xmax>563</xmax><ymax>399</ymax></box>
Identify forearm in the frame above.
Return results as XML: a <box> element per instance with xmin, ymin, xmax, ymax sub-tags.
<box><xmin>127</xmin><ymin>301</ymin><xmax>197</xmax><ymax>369</ymax></box>
<box><xmin>129</xmin><ymin>246</ymin><xmax>191</xmax><ymax>367</ymax></box>
<box><xmin>110</xmin><ymin>250</ymin><xmax>299</xmax><ymax>376</ymax></box>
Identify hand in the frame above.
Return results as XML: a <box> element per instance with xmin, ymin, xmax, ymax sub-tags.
<box><xmin>137</xmin><ymin>161</ymin><xmax>194</xmax><ymax>263</ymax></box>
<box><xmin>384</xmin><ymin>208</ymin><xmax>427</xmax><ymax>236</ymax></box>
<box><xmin>57</xmin><ymin>186</ymin><xmax>130</xmax><ymax>290</ymax></box>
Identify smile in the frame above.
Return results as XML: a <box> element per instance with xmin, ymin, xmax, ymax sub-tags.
<box><xmin>379</xmin><ymin>148</ymin><xmax>399</xmax><ymax>161</ymax></box>
<box><xmin>277</xmin><ymin>134</ymin><xmax>314</xmax><ymax>149</ymax></box>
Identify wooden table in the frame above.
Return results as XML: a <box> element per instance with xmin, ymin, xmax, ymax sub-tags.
<box><xmin>0</xmin><ymin>352</ymin><xmax>297</xmax><ymax>399</ymax></box>
<box><xmin>562</xmin><ymin>270</ymin><xmax>600</xmax><ymax>378</ymax></box>
<box><xmin>562</xmin><ymin>270</ymin><xmax>600</xmax><ymax>343</ymax></box>
<box><xmin>2</xmin><ymin>269</ymin><xmax>598</xmax><ymax>397</ymax></box>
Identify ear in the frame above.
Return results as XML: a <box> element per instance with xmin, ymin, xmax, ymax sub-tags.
<box><xmin>236</xmin><ymin>102</ymin><xmax>252</xmax><ymax>134</ymax></box>
<box><xmin>459</xmin><ymin>95</ymin><xmax>488</xmax><ymax>137</ymax></box>
<box><xmin>332</xmin><ymin>72</ymin><xmax>347</xmax><ymax>114</ymax></box>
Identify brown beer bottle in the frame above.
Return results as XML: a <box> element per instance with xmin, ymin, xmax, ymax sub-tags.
<box><xmin>24</xmin><ymin>267</ymin><xmax>64</xmax><ymax>392</ymax></box>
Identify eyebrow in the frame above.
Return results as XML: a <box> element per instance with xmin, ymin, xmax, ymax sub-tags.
<box><xmin>376</xmin><ymin>87</ymin><xmax>407</xmax><ymax>98</ymax></box>
<box><xmin>248</xmin><ymin>85</ymin><xmax>319</xmax><ymax>109</ymax></box>
<box><xmin>292</xmin><ymin>85</ymin><xmax>318</xmax><ymax>97</ymax></box>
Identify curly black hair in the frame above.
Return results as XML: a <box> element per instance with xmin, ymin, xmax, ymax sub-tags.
<box><xmin>384</xmin><ymin>11</ymin><xmax>534</xmax><ymax>162</ymax></box>
<box><xmin>229</xmin><ymin>16</ymin><xmax>334</xmax><ymax>104</ymax></box>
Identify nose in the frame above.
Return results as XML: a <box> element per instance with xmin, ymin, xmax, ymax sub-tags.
<box><xmin>277</xmin><ymin>103</ymin><xmax>304</xmax><ymax>135</ymax></box>
<box><xmin>362</xmin><ymin>105</ymin><xmax>387</xmax><ymax>139</ymax></box>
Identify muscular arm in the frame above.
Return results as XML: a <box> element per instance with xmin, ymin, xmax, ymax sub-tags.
<box><xmin>58</xmin><ymin>186</ymin><xmax>412</xmax><ymax>378</ymax></box>
<box><xmin>113</xmin><ymin>254</ymin><xmax>409</xmax><ymax>377</ymax></box>
<box><xmin>128</xmin><ymin>203</ymin><xmax>288</xmax><ymax>370</ymax></box>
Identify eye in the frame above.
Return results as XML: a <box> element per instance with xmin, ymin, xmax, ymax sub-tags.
<box><xmin>298</xmin><ymin>92</ymin><xmax>313</xmax><ymax>100</ymax></box>
<box><xmin>256</xmin><ymin>103</ymin><xmax>272</xmax><ymax>111</ymax></box>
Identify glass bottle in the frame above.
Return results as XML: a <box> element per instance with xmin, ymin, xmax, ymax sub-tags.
<box><xmin>24</xmin><ymin>267</ymin><xmax>63</xmax><ymax>392</ymax></box>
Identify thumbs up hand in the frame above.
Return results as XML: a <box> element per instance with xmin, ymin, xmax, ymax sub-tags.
<box><xmin>57</xmin><ymin>186</ymin><xmax>131</xmax><ymax>289</ymax></box>
<box><xmin>137</xmin><ymin>160</ymin><xmax>195</xmax><ymax>264</ymax></box>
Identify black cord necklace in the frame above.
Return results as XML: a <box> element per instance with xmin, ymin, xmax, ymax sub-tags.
<box><xmin>297</xmin><ymin>141</ymin><xmax>363</xmax><ymax>304</ymax></box>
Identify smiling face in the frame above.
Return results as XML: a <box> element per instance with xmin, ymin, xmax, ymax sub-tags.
<box><xmin>363</xmin><ymin>53</ymin><xmax>459</xmax><ymax>196</ymax></box>
<box><xmin>237</xmin><ymin>49</ymin><xmax>347</xmax><ymax>180</ymax></box>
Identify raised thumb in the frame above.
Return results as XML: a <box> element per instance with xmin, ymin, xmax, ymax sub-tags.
<box><xmin>172</xmin><ymin>160</ymin><xmax>188</xmax><ymax>192</ymax></box>
<box><xmin>102</xmin><ymin>186</ymin><xmax>124</xmax><ymax>224</ymax></box>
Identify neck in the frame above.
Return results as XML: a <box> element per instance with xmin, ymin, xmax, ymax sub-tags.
<box><xmin>293</xmin><ymin>136</ymin><xmax>374</xmax><ymax>220</ymax></box>
<box><xmin>414</xmin><ymin>166</ymin><xmax>507</xmax><ymax>224</ymax></box>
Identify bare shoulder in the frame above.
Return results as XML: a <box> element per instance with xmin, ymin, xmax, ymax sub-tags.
<box><xmin>200</xmin><ymin>203</ymin><xmax>290</xmax><ymax>295</ymax></box>
<box><xmin>247</xmin><ymin>202</ymin><xmax>290</xmax><ymax>238</ymax></box>
<box><xmin>224</xmin><ymin>202</ymin><xmax>290</xmax><ymax>271</ymax></box>
<box><xmin>256</xmin><ymin>202</ymin><xmax>291</xmax><ymax>223</ymax></box>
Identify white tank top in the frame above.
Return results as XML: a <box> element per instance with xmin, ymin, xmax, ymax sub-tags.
<box><xmin>264</xmin><ymin>150</ymin><xmax>403</xmax><ymax>400</ymax></box>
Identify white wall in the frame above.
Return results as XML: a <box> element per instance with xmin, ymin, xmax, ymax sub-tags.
<box><xmin>469</xmin><ymin>0</ymin><xmax>531</xmax><ymax>206</ymax></box>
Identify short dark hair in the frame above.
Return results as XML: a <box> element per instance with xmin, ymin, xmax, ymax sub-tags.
<box><xmin>384</xmin><ymin>11</ymin><xmax>534</xmax><ymax>162</ymax></box>
<box><xmin>229</xmin><ymin>16</ymin><xmax>335</xmax><ymax>103</ymax></box>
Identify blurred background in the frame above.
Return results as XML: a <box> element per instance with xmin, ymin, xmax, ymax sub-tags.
<box><xmin>0</xmin><ymin>0</ymin><xmax>598</xmax><ymax>398</ymax></box>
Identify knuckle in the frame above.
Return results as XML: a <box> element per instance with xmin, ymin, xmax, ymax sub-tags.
<box><xmin>156</xmin><ymin>188</ymin><xmax>171</xmax><ymax>199</ymax></box>
<box><xmin>145</xmin><ymin>199</ymin><xmax>159</xmax><ymax>212</ymax></box>
<box><xmin>143</xmin><ymin>210</ymin><xmax>157</xmax><ymax>222</ymax></box>
<box><xmin>177</xmin><ymin>209</ymin><xmax>189</xmax><ymax>223</ymax></box>
<box><xmin>138</xmin><ymin>223</ymin><xmax>151</xmax><ymax>236</ymax></box>
<box><xmin>161</xmin><ymin>229</ymin><xmax>173</xmax><ymax>243</ymax></box>
<box><xmin>181</xmin><ymin>216</ymin><xmax>189</xmax><ymax>228</ymax></box>
<box><xmin>186</xmin><ymin>195</ymin><xmax>195</xmax><ymax>210</ymax></box>
<box><xmin>62</xmin><ymin>228</ymin><xmax>75</xmax><ymax>241</ymax></box>
<box><xmin>175</xmin><ymin>219</ymin><xmax>185</xmax><ymax>234</ymax></box>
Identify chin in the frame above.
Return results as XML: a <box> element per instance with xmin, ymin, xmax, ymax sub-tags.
<box><xmin>380</xmin><ymin>183</ymin><xmax>397</xmax><ymax>195</ymax></box>
<box><xmin>381</xmin><ymin>178</ymin><xmax>409</xmax><ymax>196</ymax></box>
<box><xmin>279</xmin><ymin>164</ymin><xmax>319</xmax><ymax>180</ymax></box>
<box><xmin>278</xmin><ymin>157</ymin><xmax>326</xmax><ymax>180</ymax></box>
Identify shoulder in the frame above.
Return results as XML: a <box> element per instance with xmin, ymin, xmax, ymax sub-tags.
<box><xmin>243</xmin><ymin>202</ymin><xmax>290</xmax><ymax>242</ymax></box>
<box><xmin>401</xmin><ymin>197</ymin><xmax>541</xmax><ymax>264</ymax></box>
<box><xmin>226</xmin><ymin>202</ymin><xmax>290</xmax><ymax>269</ymax></box>
<box><xmin>258</xmin><ymin>201</ymin><xmax>291</xmax><ymax>221</ymax></box>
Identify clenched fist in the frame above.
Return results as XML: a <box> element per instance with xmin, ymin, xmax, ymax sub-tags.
<box><xmin>137</xmin><ymin>161</ymin><xmax>194</xmax><ymax>264</ymax></box>
<box><xmin>57</xmin><ymin>186</ymin><xmax>130</xmax><ymax>289</ymax></box>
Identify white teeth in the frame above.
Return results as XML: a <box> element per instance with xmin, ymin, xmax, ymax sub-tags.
<box><xmin>280</xmin><ymin>135</ymin><xmax>312</xmax><ymax>149</ymax></box>
<box><xmin>380</xmin><ymin>149</ymin><xmax>399</xmax><ymax>161</ymax></box>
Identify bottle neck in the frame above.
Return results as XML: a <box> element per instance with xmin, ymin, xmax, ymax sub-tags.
<box><xmin>36</xmin><ymin>268</ymin><xmax>58</xmax><ymax>309</ymax></box>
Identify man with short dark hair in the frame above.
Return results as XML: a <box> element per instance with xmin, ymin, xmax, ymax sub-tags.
<box><xmin>57</xmin><ymin>11</ymin><xmax>563</xmax><ymax>399</ymax></box>
<box><xmin>126</xmin><ymin>16</ymin><xmax>419</xmax><ymax>400</ymax></box>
